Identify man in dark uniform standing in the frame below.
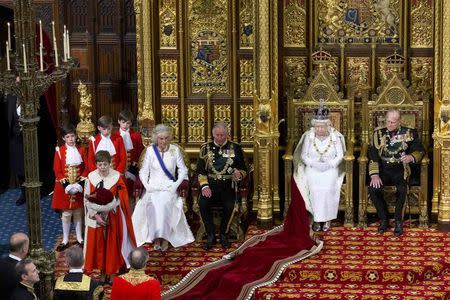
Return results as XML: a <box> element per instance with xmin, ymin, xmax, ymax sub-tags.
<box><xmin>368</xmin><ymin>109</ymin><xmax>424</xmax><ymax>236</ymax></box>
<box><xmin>7</xmin><ymin>94</ymin><xmax>26</xmax><ymax>205</ymax></box>
<box><xmin>197</xmin><ymin>122</ymin><xmax>248</xmax><ymax>250</ymax></box>
<box><xmin>53</xmin><ymin>246</ymin><xmax>103</xmax><ymax>300</ymax></box>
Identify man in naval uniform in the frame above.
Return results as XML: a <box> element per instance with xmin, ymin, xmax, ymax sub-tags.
<box><xmin>368</xmin><ymin>109</ymin><xmax>424</xmax><ymax>236</ymax></box>
<box><xmin>53</xmin><ymin>246</ymin><xmax>103</xmax><ymax>300</ymax></box>
<box><xmin>197</xmin><ymin>122</ymin><xmax>248</xmax><ymax>250</ymax></box>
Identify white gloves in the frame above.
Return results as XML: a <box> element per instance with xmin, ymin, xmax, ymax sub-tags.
<box><xmin>310</xmin><ymin>161</ymin><xmax>332</xmax><ymax>172</ymax></box>
<box><xmin>65</xmin><ymin>183</ymin><xmax>83</xmax><ymax>195</ymax></box>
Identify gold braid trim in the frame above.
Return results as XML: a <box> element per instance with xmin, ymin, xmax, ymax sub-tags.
<box><xmin>198</xmin><ymin>174</ymin><xmax>209</xmax><ymax>186</ymax></box>
<box><xmin>54</xmin><ymin>274</ymin><xmax>91</xmax><ymax>291</ymax></box>
<box><xmin>92</xmin><ymin>285</ymin><xmax>104</xmax><ymax>300</ymax></box>
<box><xmin>410</xmin><ymin>151</ymin><xmax>423</xmax><ymax>163</ymax></box>
<box><xmin>119</xmin><ymin>269</ymin><xmax>152</xmax><ymax>286</ymax></box>
<box><xmin>369</xmin><ymin>160</ymin><xmax>379</xmax><ymax>176</ymax></box>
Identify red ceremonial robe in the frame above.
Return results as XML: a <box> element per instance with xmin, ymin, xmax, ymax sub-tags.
<box><xmin>51</xmin><ymin>144</ymin><xmax>88</xmax><ymax>210</ymax></box>
<box><xmin>111</xmin><ymin>269</ymin><xmax>161</xmax><ymax>300</ymax></box>
<box><xmin>87</xmin><ymin>133</ymin><xmax>127</xmax><ymax>174</ymax></box>
<box><xmin>165</xmin><ymin>178</ymin><xmax>322</xmax><ymax>300</ymax></box>
<box><xmin>84</xmin><ymin>169</ymin><xmax>136</xmax><ymax>275</ymax></box>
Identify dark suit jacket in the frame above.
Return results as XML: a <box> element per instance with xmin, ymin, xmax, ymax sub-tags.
<box><xmin>6</xmin><ymin>95</ymin><xmax>24</xmax><ymax>178</ymax></box>
<box><xmin>9</xmin><ymin>283</ymin><xmax>36</xmax><ymax>300</ymax></box>
<box><xmin>0</xmin><ymin>256</ymin><xmax>20</xmax><ymax>300</ymax></box>
<box><xmin>53</xmin><ymin>272</ymin><xmax>103</xmax><ymax>300</ymax></box>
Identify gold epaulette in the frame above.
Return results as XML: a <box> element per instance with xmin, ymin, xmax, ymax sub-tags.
<box><xmin>54</xmin><ymin>274</ymin><xmax>91</xmax><ymax>291</ymax></box>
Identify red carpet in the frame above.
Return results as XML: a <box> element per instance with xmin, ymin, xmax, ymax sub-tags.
<box><xmin>54</xmin><ymin>225</ymin><xmax>450</xmax><ymax>300</ymax></box>
<box><xmin>254</xmin><ymin>226</ymin><xmax>450</xmax><ymax>300</ymax></box>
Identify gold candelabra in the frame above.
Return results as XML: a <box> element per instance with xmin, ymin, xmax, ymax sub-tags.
<box><xmin>0</xmin><ymin>1</ymin><xmax>76</xmax><ymax>298</ymax></box>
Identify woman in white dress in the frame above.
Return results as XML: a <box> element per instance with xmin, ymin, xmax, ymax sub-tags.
<box><xmin>132</xmin><ymin>124</ymin><xmax>194</xmax><ymax>251</ymax></box>
<box><xmin>293</xmin><ymin>100</ymin><xmax>346</xmax><ymax>232</ymax></box>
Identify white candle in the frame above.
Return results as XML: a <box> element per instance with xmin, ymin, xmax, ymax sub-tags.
<box><xmin>39</xmin><ymin>20</ymin><xmax>43</xmax><ymax>48</ymax></box>
<box><xmin>40</xmin><ymin>44</ymin><xmax>44</xmax><ymax>71</ymax></box>
<box><xmin>54</xmin><ymin>42</ymin><xmax>59</xmax><ymax>67</ymax></box>
<box><xmin>63</xmin><ymin>31</ymin><xmax>67</xmax><ymax>61</ymax></box>
<box><xmin>51</xmin><ymin>21</ymin><xmax>56</xmax><ymax>42</ymax></box>
<box><xmin>66</xmin><ymin>30</ymin><xmax>70</xmax><ymax>59</ymax></box>
<box><xmin>22</xmin><ymin>43</ymin><xmax>27</xmax><ymax>73</ymax></box>
<box><xmin>7</xmin><ymin>22</ymin><xmax>11</xmax><ymax>51</ymax></box>
<box><xmin>6</xmin><ymin>41</ymin><xmax>10</xmax><ymax>70</ymax></box>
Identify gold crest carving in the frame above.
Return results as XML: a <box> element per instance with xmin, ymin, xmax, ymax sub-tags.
<box><xmin>410</xmin><ymin>0</ymin><xmax>433</xmax><ymax>48</ymax></box>
<box><xmin>318</xmin><ymin>0</ymin><xmax>400</xmax><ymax>44</ymax></box>
<box><xmin>160</xmin><ymin>59</ymin><xmax>178</xmax><ymax>97</ymax></box>
<box><xmin>239</xmin><ymin>0</ymin><xmax>254</xmax><ymax>48</ymax></box>
<box><xmin>161</xmin><ymin>105</ymin><xmax>179</xmax><ymax>140</ymax></box>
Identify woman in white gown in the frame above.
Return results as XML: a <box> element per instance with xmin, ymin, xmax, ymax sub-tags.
<box><xmin>132</xmin><ymin>124</ymin><xmax>194</xmax><ymax>251</ymax></box>
<box><xmin>293</xmin><ymin>100</ymin><xmax>346</xmax><ymax>232</ymax></box>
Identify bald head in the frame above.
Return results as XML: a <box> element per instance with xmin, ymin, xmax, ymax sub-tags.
<box><xmin>9</xmin><ymin>232</ymin><xmax>29</xmax><ymax>259</ymax></box>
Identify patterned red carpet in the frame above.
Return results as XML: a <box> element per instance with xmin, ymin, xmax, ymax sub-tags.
<box><xmin>254</xmin><ymin>226</ymin><xmax>450</xmax><ymax>300</ymax></box>
<box><xmin>54</xmin><ymin>225</ymin><xmax>450</xmax><ymax>299</ymax></box>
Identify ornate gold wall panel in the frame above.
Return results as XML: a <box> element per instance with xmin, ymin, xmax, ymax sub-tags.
<box><xmin>214</xmin><ymin>104</ymin><xmax>232</xmax><ymax>129</ymax></box>
<box><xmin>347</xmin><ymin>57</ymin><xmax>370</xmax><ymax>86</ymax></box>
<box><xmin>240</xmin><ymin>105</ymin><xmax>254</xmax><ymax>142</ymax></box>
<box><xmin>317</xmin><ymin>0</ymin><xmax>401</xmax><ymax>44</ymax></box>
<box><xmin>240</xmin><ymin>59</ymin><xmax>254</xmax><ymax>97</ymax></box>
<box><xmin>283</xmin><ymin>0</ymin><xmax>306</xmax><ymax>47</ymax></box>
<box><xmin>160</xmin><ymin>59</ymin><xmax>179</xmax><ymax>97</ymax></box>
<box><xmin>159</xmin><ymin>0</ymin><xmax>177</xmax><ymax>49</ymax></box>
<box><xmin>411</xmin><ymin>57</ymin><xmax>433</xmax><ymax>92</ymax></box>
<box><xmin>188</xmin><ymin>0</ymin><xmax>229</xmax><ymax>94</ymax></box>
<box><xmin>283</xmin><ymin>56</ymin><xmax>307</xmax><ymax>99</ymax></box>
<box><xmin>378</xmin><ymin>57</ymin><xmax>395</xmax><ymax>84</ymax></box>
<box><xmin>187</xmin><ymin>104</ymin><xmax>206</xmax><ymax>143</ymax></box>
<box><xmin>410</xmin><ymin>0</ymin><xmax>433</xmax><ymax>48</ymax></box>
<box><xmin>161</xmin><ymin>104</ymin><xmax>180</xmax><ymax>140</ymax></box>
<box><xmin>239</xmin><ymin>0</ymin><xmax>254</xmax><ymax>48</ymax></box>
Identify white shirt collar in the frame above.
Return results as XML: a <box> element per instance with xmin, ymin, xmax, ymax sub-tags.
<box><xmin>9</xmin><ymin>254</ymin><xmax>22</xmax><ymax>261</ymax></box>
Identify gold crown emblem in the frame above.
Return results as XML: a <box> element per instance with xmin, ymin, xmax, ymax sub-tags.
<box><xmin>311</xmin><ymin>47</ymin><xmax>332</xmax><ymax>65</ymax></box>
<box><xmin>385</xmin><ymin>51</ymin><xmax>405</xmax><ymax>68</ymax></box>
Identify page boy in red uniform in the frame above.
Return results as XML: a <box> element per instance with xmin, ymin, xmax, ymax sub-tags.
<box><xmin>51</xmin><ymin>124</ymin><xmax>88</xmax><ymax>250</ymax></box>
<box><xmin>87</xmin><ymin>115</ymin><xmax>127</xmax><ymax>174</ymax></box>
<box><xmin>112</xmin><ymin>110</ymin><xmax>144</xmax><ymax>206</ymax></box>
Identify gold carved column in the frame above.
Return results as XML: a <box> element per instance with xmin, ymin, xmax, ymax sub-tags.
<box><xmin>135</xmin><ymin>0</ymin><xmax>156</xmax><ymax>142</ymax></box>
<box><xmin>433</xmin><ymin>0</ymin><xmax>450</xmax><ymax>230</ymax></box>
<box><xmin>254</xmin><ymin>0</ymin><xmax>279</xmax><ymax>226</ymax></box>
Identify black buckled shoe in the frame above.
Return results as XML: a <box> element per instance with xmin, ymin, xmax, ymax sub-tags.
<box><xmin>393</xmin><ymin>221</ymin><xmax>403</xmax><ymax>237</ymax></box>
<box><xmin>204</xmin><ymin>234</ymin><xmax>216</xmax><ymax>250</ymax></box>
<box><xmin>220</xmin><ymin>234</ymin><xmax>230</xmax><ymax>249</ymax></box>
<box><xmin>378</xmin><ymin>219</ymin><xmax>389</xmax><ymax>234</ymax></box>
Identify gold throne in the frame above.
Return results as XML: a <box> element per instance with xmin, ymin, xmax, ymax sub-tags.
<box><xmin>283</xmin><ymin>49</ymin><xmax>355</xmax><ymax>226</ymax></box>
<box><xmin>357</xmin><ymin>53</ymin><xmax>430</xmax><ymax>228</ymax></box>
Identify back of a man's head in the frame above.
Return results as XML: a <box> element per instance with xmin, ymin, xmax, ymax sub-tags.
<box><xmin>9</xmin><ymin>232</ymin><xmax>29</xmax><ymax>258</ymax></box>
<box><xmin>65</xmin><ymin>246</ymin><xmax>84</xmax><ymax>269</ymax></box>
<box><xmin>128</xmin><ymin>247</ymin><xmax>149</xmax><ymax>270</ymax></box>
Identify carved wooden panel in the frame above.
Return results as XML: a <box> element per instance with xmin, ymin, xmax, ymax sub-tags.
<box><xmin>63</xmin><ymin>0</ymin><xmax>137</xmax><ymax>124</ymax></box>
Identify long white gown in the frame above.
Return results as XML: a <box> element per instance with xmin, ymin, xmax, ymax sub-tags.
<box><xmin>293</xmin><ymin>128</ymin><xmax>345</xmax><ymax>222</ymax></box>
<box><xmin>132</xmin><ymin>144</ymin><xmax>194</xmax><ymax>247</ymax></box>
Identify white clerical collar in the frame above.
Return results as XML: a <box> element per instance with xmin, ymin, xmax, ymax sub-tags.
<box><xmin>9</xmin><ymin>254</ymin><xmax>21</xmax><ymax>261</ymax></box>
<box><xmin>97</xmin><ymin>134</ymin><xmax>116</xmax><ymax>155</ymax></box>
<box><xmin>69</xmin><ymin>268</ymin><xmax>83</xmax><ymax>273</ymax></box>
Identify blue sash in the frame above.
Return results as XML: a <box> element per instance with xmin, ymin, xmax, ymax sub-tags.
<box><xmin>153</xmin><ymin>144</ymin><xmax>176</xmax><ymax>182</ymax></box>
